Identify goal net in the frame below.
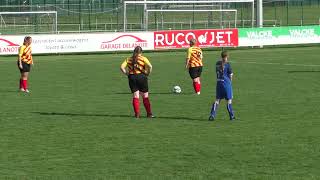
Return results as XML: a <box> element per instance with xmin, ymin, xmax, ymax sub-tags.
<box><xmin>123</xmin><ymin>0</ymin><xmax>254</xmax><ymax>31</ymax></box>
<box><xmin>0</xmin><ymin>11</ymin><xmax>57</xmax><ymax>34</ymax></box>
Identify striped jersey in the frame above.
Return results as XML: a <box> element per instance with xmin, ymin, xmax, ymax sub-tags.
<box><xmin>187</xmin><ymin>46</ymin><xmax>203</xmax><ymax>68</ymax></box>
<box><xmin>19</xmin><ymin>45</ymin><xmax>33</xmax><ymax>64</ymax></box>
<box><xmin>121</xmin><ymin>55</ymin><xmax>152</xmax><ymax>75</ymax></box>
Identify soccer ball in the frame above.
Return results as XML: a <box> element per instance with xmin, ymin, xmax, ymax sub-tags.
<box><xmin>173</xmin><ymin>86</ymin><xmax>182</xmax><ymax>94</ymax></box>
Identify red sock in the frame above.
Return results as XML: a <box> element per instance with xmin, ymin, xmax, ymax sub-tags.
<box><xmin>19</xmin><ymin>79</ymin><xmax>23</xmax><ymax>89</ymax></box>
<box><xmin>22</xmin><ymin>80</ymin><xmax>28</xmax><ymax>90</ymax></box>
<box><xmin>193</xmin><ymin>82</ymin><xmax>197</xmax><ymax>93</ymax></box>
<box><xmin>132</xmin><ymin>98</ymin><xmax>140</xmax><ymax>117</ymax></box>
<box><xmin>196</xmin><ymin>82</ymin><xmax>201</xmax><ymax>93</ymax></box>
<box><xmin>193</xmin><ymin>82</ymin><xmax>201</xmax><ymax>93</ymax></box>
<box><xmin>143</xmin><ymin>97</ymin><xmax>152</xmax><ymax>115</ymax></box>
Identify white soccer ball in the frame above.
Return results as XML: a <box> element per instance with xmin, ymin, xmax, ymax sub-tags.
<box><xmin>173</xmin><ymin>85</ymin><xmax>182</xmax><ymax>94</ymax></box>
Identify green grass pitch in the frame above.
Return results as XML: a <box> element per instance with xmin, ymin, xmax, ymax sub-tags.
<box><xmin>0</xmin><ymin>46</ymin><xmax>319</xmax><ymax>179</ymax></box>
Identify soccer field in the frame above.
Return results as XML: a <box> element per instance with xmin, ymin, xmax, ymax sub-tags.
<box><xmin>0</xmin><ymin>46</ymin><xmax>319</xmax><ymax>179</ymax></box>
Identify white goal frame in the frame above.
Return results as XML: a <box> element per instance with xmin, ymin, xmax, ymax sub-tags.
<box><xmin>146</xmin><ymin>9</ymin><xmax>238</xmax><ymax>30</ymax></box>
<box><xmin>123</xmin><ymin>0</ymin><xmax>254</xmax><ymax>31</ymax></box>
<box><xmin>0</xmin><ymin>11</ymin><xmax>58</xmax><ymax>33</ymax></box>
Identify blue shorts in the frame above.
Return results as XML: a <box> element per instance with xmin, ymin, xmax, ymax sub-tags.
<box><xmin>216</xmin><ymin>83</ymin><xmax>233</xmax><ymax>100</ymax></box>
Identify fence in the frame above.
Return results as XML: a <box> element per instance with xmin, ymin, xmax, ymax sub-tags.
<box><xmin>0</xmin><ymin>0</ymin><xmax>319</xmax><ymax>34</ymax></box>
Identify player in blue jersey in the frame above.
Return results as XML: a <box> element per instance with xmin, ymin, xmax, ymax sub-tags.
<box><xmin>209</xmin><ymin>51</ymin><xmax>236</xmax><ymax>121</ymax></box>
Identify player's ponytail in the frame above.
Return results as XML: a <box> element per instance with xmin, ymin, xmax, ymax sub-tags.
<box><xmin>132</xmin><ymin>46</ymin><xmax>142</xmax><ymax>68</ymax></box>
<box><xmin>221</xmin><ymin>51</ymin><xmax>228</xmax><ymax>72</ymax></box>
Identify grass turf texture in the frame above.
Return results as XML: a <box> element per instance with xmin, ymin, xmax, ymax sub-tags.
<box><xmin>0</xmin><ymin>46</ymin><xmax>320</xmax><ymax>179</ymax></box>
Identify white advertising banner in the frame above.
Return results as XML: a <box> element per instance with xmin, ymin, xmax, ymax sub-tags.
<box><xmin>1</xmin><ymin>26</ymin><xmax>320</xmax><ymax>55</ymax></box>
<box><xmin>0</xmin><ymin>32</ymin><xmax>154</xmax><ymax>55</ymax></box>
<box><xmin>238</xmin><ymin>26</ymin><xmax>320</xmax><ymax>46</ymax></box>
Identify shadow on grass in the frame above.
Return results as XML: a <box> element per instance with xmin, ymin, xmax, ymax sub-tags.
<box><xmin>288</xmin><ymin>70</ymin><xmax>320</xmax><ymax>73</ymax></box>
<box><xmin>115</xmin><ymin>92</ymin><xmax>194</xmax><ymax>95</ymax></box>
<box><xmin>0</xmin><ymin>89</ymin><xmax>20</xmax><ymax>93</ymax></box>
<box><xmin>32</xmin><ymin>112</ymin><xmax>205</xmax><ymax>121</ymax></box>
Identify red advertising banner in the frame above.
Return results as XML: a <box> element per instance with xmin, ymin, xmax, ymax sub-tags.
<box><xmin>154</xmin><ymin>29</ymin><xmax>238</xmax><ymax>49</ymax></box>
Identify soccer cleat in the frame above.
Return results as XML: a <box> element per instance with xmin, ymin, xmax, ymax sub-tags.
<box><xmin>147</xmin><ymin>114</ymin><xmax>155</xmax><ymax>118</ymax></box>
<box><xmin>196</xmin><ymin>92</ymin><xmax>201</xmax><ymax>95</ymax></box>
<box><xmin>135</xmin><ymin>114</ymin><xmax>140</xmax><ymax>118</ymax></box>
<box><xmin>208</xmin><ymin>116</ymin><xmax>215</xmax><ymax>121</ymax></box>
<box><xmin>25</xmin><ymin>89</ymin><xmax>30</xmax><ymax>93</ymax></box>
<box><xmin>230</xmin><ymin>116</ymin><xmax>236</xmax><ymax>121</ymax></box>
<box><xmin>19</xmin><ymin>88</ymin><xmax>25</xmax><ymax>92</ymax></box>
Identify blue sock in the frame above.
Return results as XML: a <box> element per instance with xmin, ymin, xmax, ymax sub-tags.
<box><xmin>210</xmin><ymin>102</ymin><xmax>219</xmax><ymax>117</ymax></box>
<box><xmin>227</xmin><ymin>103</ymin><xmax>234</xmax><ymax>119</ymax></box>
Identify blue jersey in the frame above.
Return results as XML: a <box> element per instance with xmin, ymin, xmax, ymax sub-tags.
<box><xmin>215</xmin><ymin>60</ymin><xmax>233</xmax><ymax>100</ymax></box>
<box><xmin>216</xmin><ymin>60</ymin><xmax>233</xmax><ymax>85</ymax></box>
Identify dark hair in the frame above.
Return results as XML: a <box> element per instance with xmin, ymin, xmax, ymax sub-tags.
<box><xmin>189</xmin><ymin>39</ymin><xmax>197</xmax><ymax>46</ymax></box>
<box><xmin>23</xmin><ymin>36</ymin><xmax>32</xmax><ymax>45</ymax></box>
<box><xmin>221</xmin><ymin>51</ymin><xmax>228</xmax><ymax>58</ymax></box>
<box><xmin>132</xmin><ymin>46</ymin><xmax>142</xmax><ymax>67</ymax></box>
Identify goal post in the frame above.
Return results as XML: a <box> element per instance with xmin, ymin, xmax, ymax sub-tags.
<box><xmin>145</xmin><ymin>9</ymin><xmax>238</xmax><ymax>31</ymax></box>
<box><xmin>0</xmin><ymin>11</ymin><xmax>58</xmax><ymax>34</ymax></box>
<box><xmin>123</xmin><ymin>0</ymin><xmax>255</xmax><ymax>32</ymax></box>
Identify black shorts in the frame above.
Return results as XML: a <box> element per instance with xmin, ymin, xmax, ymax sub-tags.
<box><xmin>17</xmin><ymin>61</ymin><xmax>31</xmax><ymax>73</ymax></box>
<box><xmin>189</xmin><ymin>66</ymin><xmax>203</xmax><ymax>79</ymax></box>
<box><xmin>128</xmin><ymin>74</ymin><xmax>148</xmax><ymax>93</ymax></box>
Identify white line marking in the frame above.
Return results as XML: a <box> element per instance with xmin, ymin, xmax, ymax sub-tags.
<box><xmin>232</xmin><ymin>61</ymin><xmax>320</xmax><ymax>67</ymax></box>
<box><xmin>283</xmin><ymin>63</ymin><xmax>320</xmax><ymax>67</ymax></box>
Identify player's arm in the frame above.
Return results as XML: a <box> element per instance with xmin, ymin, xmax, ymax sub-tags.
<box><xmin>185</xmin><ymin>48</ymin><xmax>192</xmax><ymax>69</ymax></box>
<box><xmin>18</xmin><ymin>46</ymin><xmax>24</xmax><ymax>69</ymax></box>
<box><xmin>144</xmin><ymin>58</ymin><xmax>152</xmax><ymax>75</ymax></box>
<box><xmin>120</xmin><ymin>59</ymin><xmax>129</xmax><ymax>76</ymax></box>
<box><xmin>228</xmin><ymin>64</ymin><xmax>233</xmax><ymax>81</ymax></box>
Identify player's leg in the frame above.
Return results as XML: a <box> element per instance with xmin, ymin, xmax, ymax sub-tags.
<box><xmin>17</xmin><ymin>61</ymin><xmax>24</xmax><ymax>91</ymax></box>
<box><xmin>21</xmin><ymin>62</ymin><xmax>31</xmax><ymax>93</ymax></box>
<box><xmin>195</xmin><ymin>67</ymin><xmax>203</xmax><ymax>94</ymax></box>
<box><xmin>189</xmin><ymin>68</ymin><xmax>197</xmax><ymax>93</ymax></box>
<box><xmin>209</xmin><ymin>83</ymin><xmax>224</xmax><ymax>120</ymax></box>
<box><xmin>21</xmin><ymin>72</ymin><xmax>29</xmax><ymax>93</ymax></box>
<box><xmin>19</xmin><ymin>72</ymin><xmax>24</xmax><ymax>92</ymax></box>
<box><xmin>193</xmin><ymin>77</ymin><xmax>201</xmax><ymax>95</ymax></box>
<box><xmin>138</xmin><ymin>74</ymin><xmax>153</xmax><ymax>118</ymax></box>
<box><xmin>226</xmin><ymin>86</ymin><xmax>235</xmax><ymax>120</ymax></box>
<box><xmin>209</xmin><ymin>99</ymin><xmax>221</xmax><ymax>121</ymax></box>
<box><xmin>132</xmin><ymin>91</ymin><xmax>140</xmax><ymax>118</ymax></box>
<box><xmin>129</xmin><ymin>75</ymin><xmax>140</xmax><ymax>118</ymax></box>
<box><xmin>189</xmin><ymin>67</ymin><xmax>201</xmax><ymax>94</ymax></box>
<box><xmin>226</xmin><ymin>99</ymin><xmax>235</xmax><ymax>120</ymax></box>
<box><xmin>141</xmin><ymin>92</ymin><xmax>154</xmax><ymax>118</ymax></box>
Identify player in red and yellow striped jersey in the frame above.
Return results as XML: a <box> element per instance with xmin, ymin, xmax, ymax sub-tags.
<box><xmin>186</xmin><ymin>39</ymin><xmax>203</xmax><ymax>95</ymax></box>
<box><xmin>17</xmin><ymin>36</ymin><xmax>33</xmax><ymax>93</ymax></box>
<box><xmin>120</xmin><ymin>46</ymin><xmax>154</xmax><ymax>118</ymax></box>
